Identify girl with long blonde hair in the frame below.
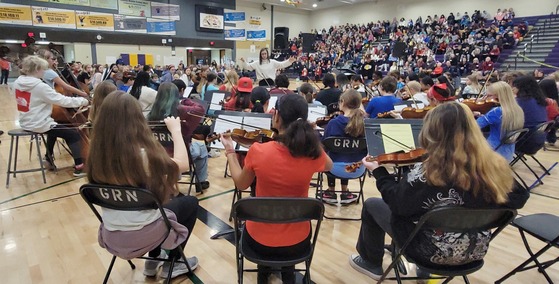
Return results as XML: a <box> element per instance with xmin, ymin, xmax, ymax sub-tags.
<box><xmin>350</xmin><ymin>102</ymin><xmax>528</xmax><ymax>280</ymax></box>
<box><xmin>476</xmin><ymin>81</ymin><xmax>524</xmax><ymax>161</ymax></box>
<box><xmin>321</xmin><ymin>89</ymin><xmax>366</xmax><ymax>204</ymax></box>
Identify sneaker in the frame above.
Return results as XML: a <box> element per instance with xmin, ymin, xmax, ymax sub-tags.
<box><xmin>161</xmin><ymin>256</ymin><xmax>199</xmax><ymax>279</ymax></box>
<box><xmin>416</xmin><ymin>266</ymin><xmax>431</xmax><ymax>280</ymax></box>
<box><xmin>42</xmin><ymin>158</ymin><xmax>55</xmax><ymax>171</ymax></box>
<box><xmin>73</xmin><ymin>163</ymin><xmax>86</xmax><ymax>177</ymax></box>
<box><xmin>340</xmin><ymin>192</ymin><xmax>359</xmax><ymax>204</ymax></box>
<box><xmin>348</xmin><ymin>254</ymin><xmax>383</xmax><ymax>280</ymax></box>
<box><xmin>208</xmin><ymin>149</ymin><xmax>221</xmax><ymax>158</ymax></box>
<box><xmin>319</xmin><ymin>190</ymin><xmax>338</xmax><ymax>204</ymax></box>
<box><xmin>143</xmin><ymin>250</ymin><xmax>168</xmax><ymax>277</ymax></box>
<box><xmin>201</xmin><ymin>181</ymin><xmax>210</xmax><ymax>189</ymax></box>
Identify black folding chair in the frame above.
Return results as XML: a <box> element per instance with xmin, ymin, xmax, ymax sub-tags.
<box><xmin>493</xmin><ymin>128</ymin><xmax>530</xmax><ymax>188</ymax></box>
<box><xmin>150</xmin><ymin>125</ymin><xmax>200</xmax><ymax>194</ymax></box>
<box><xmin>511</xmin><ymin>121</ymin><xmax>555</xmax><ymax>189</ymax></box>
<box><xmin>316</xmin><ymin>137</ymin><xmax>368</xmax><ymax>220</ymax></box>
<box><xmin>378</xmin><ymin>207</ymin><xmax>517</xmax><ymax>284</ymax></box>
<box><xmin>233</xmin><ymin>197</ymin><xmax>325</xmax><ymax>284</ymax></box>
<box><xmin>496</xmin><ymin>213</ymin><xmax>559</xmax><ymax>284</ymax></box>
<box><xmin>79</xmin><ymin>183</ymin><xmax>193</xmax><ymax>284</ymax></box>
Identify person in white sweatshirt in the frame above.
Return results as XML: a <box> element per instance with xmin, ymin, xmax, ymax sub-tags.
<box><xmin>13</xmin><ymin>56</ymin><xmax>89</xmax><ymax>176</ymax></box>
<box><xmin>239</xmin><ymin>47</ymin><xmax>296</xmax><ymax>87</ymax></box>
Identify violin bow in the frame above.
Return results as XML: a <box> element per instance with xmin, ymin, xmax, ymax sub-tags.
<box><xmin>476</xmin><ymin>68</ymin><xmax>495</xmax><ymax>102</ymax></box>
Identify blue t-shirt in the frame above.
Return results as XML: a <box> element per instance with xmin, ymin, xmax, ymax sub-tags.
<box><xmin>477</xmin><ymin>107</ymin><xmax>514</xmax><ymax>161</ymax></box>
<box><xmin>323</xmin><ymin>115</ymin><xmax>367</xmax><ymax>163</ymax></box>
<box><xmin>365</xmin><ymin>95</ymin><xmax>402</xmax><ymax>118</ymax></box>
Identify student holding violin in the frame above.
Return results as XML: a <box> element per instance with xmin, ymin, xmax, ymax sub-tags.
<box><xmin>36</xmin><ymin>49</ymin><xmax>89</xmax><ymax>98</ymax></box>
<box><xmin>13</xmin><ymin>56</ymin><xmax>89</xmax><ymax>176</ymax></box>
<box><xmin>221</xmin><ymin>94</ymin><xmax>332</xmax><ymax>284</ymax></box>
<box><xmin>250</xmin><ymin>86</ymin><xmax>271</xmax><ymax>113</ymax></box>
<box><xmin>513</xmin><ymin>76</ymin><xmax>548</xmax><ymax>154</ymax></box>
<box><xmin>365</xmin><ymin>76</ymin><xmax>402</xmax><ymax>118</ymax></box>
<box><xmin>147</xmin><ymin>82</ymin><xmax>210</xmax><ymax>191</ymax></box>
<box><xmin>476</xmin><ymin>82</ymin><xmax>524</xmax><ymax>162</ymax></box>
<box><xmin>321</xmin><ymin>89</ymin><xmax>366</xmax><ymax>204</ymax></box>
<box><xmin>350</xmin><ymin>102</ymin><xmax>529</xmax><ymax>280</ymax></box>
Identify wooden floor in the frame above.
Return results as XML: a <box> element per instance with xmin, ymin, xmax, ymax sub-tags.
<box><xmin>0</xmin><ymin>83</ymin><xmax>558</xmax><ymax>284</ymax></box>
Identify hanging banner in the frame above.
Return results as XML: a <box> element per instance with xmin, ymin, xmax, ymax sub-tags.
<box><xmin>224</xmin><ymin>11</ymin><xmax>245</xmax><ymax>23</ymax></box>
<box><xmin>32</xmin><ymin>7</ymin><xmax>76</xmax><ymax>29</ymax></box>
<box><xmin>0</xmin><ymin>4</ymin><xmax>33</xmax><ymax>26</ymax></box>
<box><xmin>147</xmin><ymin>18</ymin><xmax>175</xmax><ymax>35</ymax></box>
<box><xmin>247</xmin><ymin>30</ymin><xmax>266</xmax><ymax>41</ymax></box>
<box><xmin>76</xmin><ymin>11</ymin><xmax>114</xmax><ymax>31</ymax></box>
<box><xmin>118</xmin><ymin>0</ymin><xmax>150</xmax><ymax>17</ymax></box>
<box><xmin>114</xmin><ymin>14</ymin><xmax>146</xmax><ymax>33</ymax></box>
<box><xmin>224</xmin><ymin>28</ymin><xmax>245</xmax><ymax>41</ymax></box>
<box><xmin>249</xmin><ymin>16</ymin><xmax>261</xmax><ymax>28</ymax></box>
<box><xmin>91</xmin><ymin>0</ymin><xmax>118</xmax><ymax>10</ymax></box>
<box><xmin>49</xmin><ymin>0</ymin><xmax>90</xmax><ymax>6</ymax></box>
<box><xmin>150</xmin><ymin>2</ymin><xmax>180</xmax><ymax>21</ymax></box>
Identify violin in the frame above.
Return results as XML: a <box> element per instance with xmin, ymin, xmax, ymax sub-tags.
<box><xmin>462</xmin><ymin>98</ymin><xmax>499</xmax><ymax>114</ymax></box>
<box><xmin>376</xmin><ymin>111</ymin><xmax>396</xmax><ymax>119</ymax></box>
<box><xmin>345</xmin><ymin>148</ymin><xmax>427</xmax><ymax>173</ymax></box>
<box><xmin>315</xmin><ymin>111</ymin><xmax>342</xmax><ymax>127</ymax></box>
<box><xmin>223</xmin><ymin>128</ymin><xmax>276</xmax><ymax>148</ymax></box>
<box><xmin>463</xmin><ymin>69</ymin><xmax>499</xmax><ymax>114</ymax></box>
<box><xmin>400</xmin><ymin>105</ymin><xmax>434</xmax><ymax>119</ymax></box>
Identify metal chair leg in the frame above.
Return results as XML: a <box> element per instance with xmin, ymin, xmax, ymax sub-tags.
<box><xmin>103</xmin><ymin>256</ymin><xmax>117</xmax><ymax>284</ymax></box>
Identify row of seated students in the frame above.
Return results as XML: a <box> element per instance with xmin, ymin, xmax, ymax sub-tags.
<box><xmin>11</xmin><ymin>51</ymin><xmax>551</xmax><ymax>282</ymax></box>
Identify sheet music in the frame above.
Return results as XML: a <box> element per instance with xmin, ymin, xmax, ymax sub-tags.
<box><xmin>212</xmin><ymin>115</ymin><xmax>243</xmax><ymax>149</ymax></box>
<box><xmin>182</xmin><ymin>87</ymin><xmax>193</xmax><ymax>98</ymax></box>
<box><xmin>307</xmin><ymin>105</ymin><xmax>327</xmax><ymax>123</ymax></box>
<box><xmin>243</xmin><ymin>116</ymin><xmax>272</xmax><ymax>131</ymax></box>
<box><xmin>209</xmin><ymin>92</ymin><xmax>226</xmax><ymax>111</ymax></box>
<box><xmin>267</xmin><ymin>96</ymin><xmax>278</xmax><ymax>112</ymax></box>
<box><xmin>238</xmin><ymin>116</ymin><xmax>272</xmax><ymax>151</ymax></box>
<box><xmin>379</xmin><ymin>124</ymin><xmax>415</xmax><ymax>153</ymax></box>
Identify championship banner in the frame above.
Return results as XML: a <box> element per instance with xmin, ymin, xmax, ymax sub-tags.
<box><xmin>150</xmin><ymin>2</ymin><xmax>180</xmax><ymax>21</ymax></box>
<box><xmin>118</xmin><ymin>0</ymin><xmax>150</xmax><ymax>18</ymax></box>
<box><xmin>76</xmin><ymin>11</ymin><xmax>114</xmax><ymax>31</ymax></box>
<box><xmin>224</xmin><ymin>28</ymin><xmax>245</xmax><ymax>41</ymax></box>
<box><xmin>91</xmin><ymin>0</ymin><xmax>118</xmax><ymax>10</ymax></box>
<box><xmin>224</xmin><ymin>11</ymin><xmax>245</xmax><ymax>23</ymax></box>
<box><xmin>0</xmin><ymin>4</ymin><xmax>33</xmax><ymax>26</ymax></box>
<box><xmin>32</xmin><ymin>7</ymin><xmax>76</xmax><ymax>29</ymax></box>
<box><xmin>49</xmin><ymin>0</ymin><xmax>90</xmax><ymax>6</ymax></box>
<box><xmin>114</xmin><ymin>14</ymin><xmax>146</xmax><ymax>33</ymax></box>
<box><xmin>147</xmin><ymin>18</ymin><xmax>175</xmax><ymax>35</ymax></box>
<box><xmin>247</xmin><ymin>30</ymin><xmax>266</xmax><ymax>41</ymax></box>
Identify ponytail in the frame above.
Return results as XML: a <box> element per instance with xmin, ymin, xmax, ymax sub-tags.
<box><xmin>276</xmin><ymin>94</ymin><xmax>322</xmax><ymax>159</ymax></box>
<box><xmin>345</xmin><ymin>108</ymin><xmax>365</xmax><ymax>137</ymax></box>
<box><xmin>279</xmin><ymin>119</ymin><xmax>322</xmax><ymax>159</ymax></box>
<box><xmin>251</xmin><ymin>101</ymin><xmax>265</xmax><ymax>113</ymax></box>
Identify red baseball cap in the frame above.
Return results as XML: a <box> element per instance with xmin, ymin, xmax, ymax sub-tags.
<box><xmin>237</xmin><ymin>77</ymin><xmax>253</xmax><ymax>92</ymax></box>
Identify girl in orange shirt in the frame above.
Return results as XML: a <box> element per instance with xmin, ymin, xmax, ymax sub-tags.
<box><xmin>221</xmin><ymin>95</ymin><xmax>333</xmax><ymax>283</ymax></box>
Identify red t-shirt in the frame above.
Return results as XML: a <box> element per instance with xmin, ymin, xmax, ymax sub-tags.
<box><xmin>244</xmin><ymin>142</ymin><xmax>328</xmax><ymax>247</ymax></box>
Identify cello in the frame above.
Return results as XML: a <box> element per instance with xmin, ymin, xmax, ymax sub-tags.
<box><xmin>49</xmin><ymin>48</ymin><xmax>91</xmax><ymax>160</ymax></box>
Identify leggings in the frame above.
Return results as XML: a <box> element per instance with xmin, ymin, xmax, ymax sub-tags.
<box><xmin>149</xmin><ymin>194</ymin><xmax>199</xmax><ymax>257</ymax></box>
<box><xmin>45</xmin><ymin>125</ymin><xmax>83</xmax><ymax>165</ymax></box>
<box><xmin>245</xmin><ymin>231</ymin><xmax>311</xmax><ymax>284</ymax></box>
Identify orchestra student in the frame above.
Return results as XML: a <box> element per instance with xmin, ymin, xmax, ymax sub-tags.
<box><xmin>221</xmin><ymin>94</ymin><xmax>333</xmax><ymax>284</ymax></box>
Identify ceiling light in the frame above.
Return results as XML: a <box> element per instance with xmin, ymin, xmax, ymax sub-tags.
<box><xmin>312</xmin><ymin>3</ymin><xmax>317</xmax><ymax>7</ymax></box>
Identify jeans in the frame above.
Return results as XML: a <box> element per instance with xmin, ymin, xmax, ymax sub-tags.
<box><xmin>189</xmin><ymin>141</ymin><xmax>208</xmax><ymax>181</ymax></box>
<box><xmin>0</xmin><ymin>69</ymin><xmax>8</xmax><ymax>84</ymax></box>
<box><xmin>356</xmin><ymin>198</ymin><xmax>393</xmax><ymax>267</ymax></box>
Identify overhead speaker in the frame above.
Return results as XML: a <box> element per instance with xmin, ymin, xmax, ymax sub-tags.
<box><xmin>392</xmin><ymin>41</ymin><xmax>407</xmax><ymax>58</ymax></box>
<box><xmin>274</xmin><ymin>27</ymin><xmax>289</xmax><ymax>50</ymax></box>
<box><xmin>301</xmin><ymin>33</ymin><xmax>315</xmax><ymax>53</ymax></box>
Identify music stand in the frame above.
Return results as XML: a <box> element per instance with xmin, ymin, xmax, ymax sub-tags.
<box><xmin>204</xmin><ymin>90</ymin><xmax>231</xmax><ymax>115</ymax></box>
<box><xmin>364</xmin><ymin>118</ymin><xmax>423</xmax><ymax>157</ymax></box>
